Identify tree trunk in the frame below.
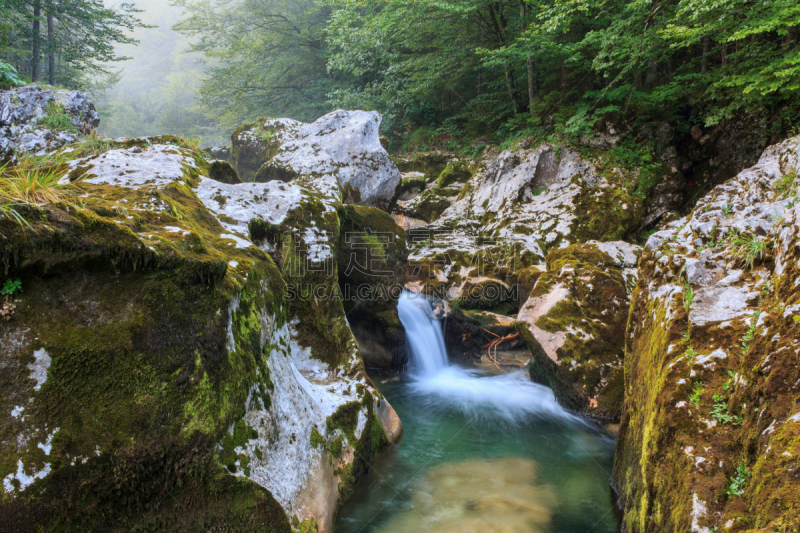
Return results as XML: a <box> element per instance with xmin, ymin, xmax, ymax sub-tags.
<box><xmin>721</xmin><ymin>42</ymin><xmax>727</xmax><ymax>68</ymax></box>
<box><xmin>527</xmin><ymin>57</ymin><xmax>535</xmax><ymax>115</ymax></box>
<box><xmin>505</xmin><ymin>66</ymin><xmax>520</xmax><ymax>114</ymax></box>
<box><xmin>701</xmin><ymin>37</ymin><xmax>709</xmax><ymax>74</ymax></box>
<box><xmin>32</xmin><ymin>0</ymin><xmax>41</xmax><ymax>82</ymax></box>
<box><xmin>519</xmin><ymin>0</ymin><xmax>535</xmax><ymax>116</ymax></box>
<box><xmin>47</xmin><ymin>11</ymin><xmax>55</xmax><ymax>85</ymax></box>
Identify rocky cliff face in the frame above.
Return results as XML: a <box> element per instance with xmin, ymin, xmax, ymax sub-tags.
<box><xmin>0</xmin><ymin>124</ymin><xmax>401</xmax><ymax>530</ymax></box>
<box><xmin>0</xmin><ymin>85</ymin><xmax>99</xmax><ymax>158</ymax></box>
<box><xmin>614</xmin><ymin>136</ymin><xmax>800</xmax><ymax>532</ymax></box>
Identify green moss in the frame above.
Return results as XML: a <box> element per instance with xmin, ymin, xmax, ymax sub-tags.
<box><xmin>403</xmin><ymin>189</ymin><xmax>450</xmax><ymax>223</ymax></box>
<box><xmin>326</xmin><ymin>401</ymin><xmax>361</xmax><ymax>443</ymax></box>
<box><xmin>310</xmin><ymin>427</ymin><xmax>325</xmax><ymax>449</ymax></box>
<box><xmin>435</xmin><ymin>160</ymin><xmax>472</xmax><ymax>189</ymax></box>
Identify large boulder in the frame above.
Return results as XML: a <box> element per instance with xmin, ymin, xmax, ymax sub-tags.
<box><xmin>406</xmin><ymin>143</ymin><xmax>649</xmax><ymax>312</ymax></box>
<box><xmin>0</xmin><ymin>85</ymin><xmax>99</xmax><ymax>158</ymax></box>
<box><xmin>515</xmin><ymin>241</ymin><xmax>640</xmax><ymax>418</ymax></box>
<box><xmin>230</xmin><ymin>111</ymin><xmax>401</xmax><ymax>210</ymax></box>
<box><xmin>0</xmin><ymin>138</ymin><xmax>401</xmax><ymax>531</ymax></box>
<box><xmin>614</xmin><ymin>136</ymin><xmax>800</xmax><ymax>532</ymax></box>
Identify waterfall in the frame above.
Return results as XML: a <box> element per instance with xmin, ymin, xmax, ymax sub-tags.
<box><xmin>397</xmin><ymin>291</ymin><xmax>448</xmax><ymax>375</ymax></box>
<box><xmin>396</xmin><ymin>291</ymin><xmax>575</xmax><ymax>422</ymax></box>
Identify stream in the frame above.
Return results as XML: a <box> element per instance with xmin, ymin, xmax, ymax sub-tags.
<box><xmin>335</xmin><ymin>292</ymin><xmax>621</xmax><ymax>532</ymax></box>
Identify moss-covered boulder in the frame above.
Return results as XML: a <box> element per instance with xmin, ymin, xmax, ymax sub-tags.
<box><xmin>230</xmin><ymin>118</ymin><xmax>296</xmax><ymax>182</ymax></box>
<box><xmin>614</xmin><ymin>135</ymin><xmax>800</xmax><ymax>532</ymax></box>
<box><xmin>399</xmin><ymin>189</ymin><xmax>451</xmax><ymax>223</ymax></box>
<box><xmin>515</xmin><ymin>241</ymin><xmax>640</xmax><ymax>418</ymax></box>
<box><xmin>337</xmin><ymin>205</ymin><xmax>408</xmax><ymax>369</ymax></box>
<box><xmin>209</xmin><ymin>159</ymin><xmax>243</xmax><ymax>184</ymax></box>
<box><xmin>230</xmin><ymin>111</ymin><xmax>401</xmax><ymax>209</ymax></box>
<box><xmin>0</xmin><ymin>139</ymin><xmax>401</xmax><ymax>531</ymax></box>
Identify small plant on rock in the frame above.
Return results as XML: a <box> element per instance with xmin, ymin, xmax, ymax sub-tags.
<box><xmin>726</xmin><ymin>463</ymin><xmax>750</xmax><ymax>497</ymax></box>
<box><xmin>740</xmin><ymin>311</ymin><xmax>760</xmax><ymax>355</ymax></box>
<box><xmin>38</xmin><ymin>101</ymin><xmax>78</xmax><ymax>133</ymax></box>
<box><xmin>689</xmin><ymin>381</ymin><xmax>705</xmax><ymax>407</ymax></box>
<box><xmin>1</xmin><ymin>278</ymin><xmax>21</xmax><ymax>321</ymax></box>
<box><xmin>723</xmin><ymin>202</ymin><xmax>734</xmax><ymax>217</ymax></box>
<box><xmin>684</xmin><ymin>284</ymin><xmax>695</xmax><ymax>311</ymax></box>
<box><xmin>711</xmin><ymin>393</ymin><xmax>743</xmax><ymax>426</ymax></box>
<box><xmin>730</xmin><ymin>233</ymin><xmax>766</xmax><ymax>269</ymax></box>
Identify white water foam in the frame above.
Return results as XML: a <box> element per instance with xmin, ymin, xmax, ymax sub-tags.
<box><xmin>397</xmin><ymin>291</ymin><xmax>574</xmax><ymax>422</ymax></box>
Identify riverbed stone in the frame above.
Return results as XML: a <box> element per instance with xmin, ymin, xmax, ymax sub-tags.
<box><xmin>515</xmin><ymin>241</ymin><xmax>640</xmax><ymax>418</ymax></box>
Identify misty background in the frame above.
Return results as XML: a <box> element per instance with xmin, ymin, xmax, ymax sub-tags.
<box><xmin>94</xmin><ymin>0</ymin><xmax>227</xmax><ymax>146</ymax></box>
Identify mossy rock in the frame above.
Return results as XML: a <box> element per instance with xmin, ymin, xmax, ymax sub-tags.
<box><xmin>402</xmin><ymin>190</ymin><xmax>450</xmax><ymax>223</ymax></box>
<box><xmin>209</xmin><ymin>160</ymin><xmax>243</xmax><ymax>184</ymax></box>
<box><xmin>436</xmin><ymin>160</ymin><xmax>473</xmax><ymax>189</ymax></box>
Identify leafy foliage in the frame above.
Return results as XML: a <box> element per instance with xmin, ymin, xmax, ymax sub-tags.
<box><xmin>1</xmin><ymin>278</ymin><xmax>22</xmax><ymax>298</ymax></box>
<box><xmin>0</xmin><ymin>61</ymin><xmax>24</xmax><ymax>89</ymax></box>
<box><xmin>170</xmin><ymin>0</ymin><xmax>800</xmax><ymax>144</ymax></box>
<box><xmin>726</xmin><ymin>463</ymin><xmax>750</xmax><ymax>497</ymax></box>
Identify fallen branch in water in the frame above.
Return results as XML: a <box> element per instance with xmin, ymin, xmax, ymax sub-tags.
<box><xmin>481</xmin><ymin>328</ymin><xmax>520</xmax><ymax>372</ymax></box>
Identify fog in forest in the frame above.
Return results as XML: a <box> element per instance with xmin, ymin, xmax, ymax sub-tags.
<box><xmin>96</xmin><ymin>0</ymin><xmax>227</xmax><ymax>146</ymax></box>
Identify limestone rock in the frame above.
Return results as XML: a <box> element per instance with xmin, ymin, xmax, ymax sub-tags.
<box><xmin>0</xmin><ymin>85</ymin><xmax>99</xmax><ymax>158</ymax></box>
<box><xmin>2</xmin><ymin>138</ymin><xmax>401</xmax><ymax>531</ymax></box>
<box><xmin>231</xmin><ymin>111</ymin><xmax>401</xmax><ymax>209</ymax></box>
<box><xmin>515</xmin><ymin>241</ymin><xmax>640</xmax><ymax>418</ymax></box>
<box><xmin>407</xmin><ymin>143</ymin><xmax>646</xmax><ymax>310</ymax></box>
<box><xmin>614</xmin><ymin>135</ymin><xmax>800</xmax><ymax>532</ymax></box>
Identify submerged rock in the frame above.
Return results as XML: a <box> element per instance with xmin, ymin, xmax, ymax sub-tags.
<box><xmin>0</xmin><ymin>85</ymin><xmax>99</xmax><ymax>158</ymax></box>
<box><xmin>230</xmin><ymin>110</ymin><xmax>401</xmax><ymax>209</ymax></box>
<box><xmin>614</xmin><ymin>135</ymin><xmax>800</xmax><ymax>532</ymax></box>
<box><xmin>0</xmin><ymin>136</ymin><xmax>401</xmax><ymax>531</ymax></box>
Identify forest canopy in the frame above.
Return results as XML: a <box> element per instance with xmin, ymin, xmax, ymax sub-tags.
<box><xmin>0</xmin><ymin>0</ymin><xmax>798</xmax><ymax>148</ymax></box>
<box><xmin>172</xmin><ymin>0</ymin><xmax>800</xmax><ymax>147</ymax></box>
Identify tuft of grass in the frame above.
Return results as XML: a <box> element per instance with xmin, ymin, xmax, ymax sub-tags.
<box><xmin>730</xmin><ymin>232</ymin><xmax>766</xmax><ymax>269</ymax></box>
<box><xmin>73</xmin><ymin>131</ymin><xmax>114</xmax><ymax>157</ymax></box>
<box><xmin>38</xmin><ymin>100</ymin><xmax>78</xmax><ymax>133</ymax></box>
<box><xmin>0</xmin><ymin>155</ymin><xmax>80</xmax><ymax>229</ymax></box>
<box><xmin>1</xmin><ymin>163</ymin><xmax>71</xmax><ymax>205</ymax></box>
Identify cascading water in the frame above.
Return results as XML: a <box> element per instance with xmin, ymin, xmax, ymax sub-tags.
<box><xmin>397</xmin><ymin>290</ymin><xmax>573</xmax><ymax>422</ymax></box>
<box><xmin>396</xmin><ymin>291</ymin><xmax>449</xmax><ymax>375</ymax></box>
<box><xmin>335</xmin><ymin>291</ymin><xmax>621</xmax><ymax>533</ymax></box>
